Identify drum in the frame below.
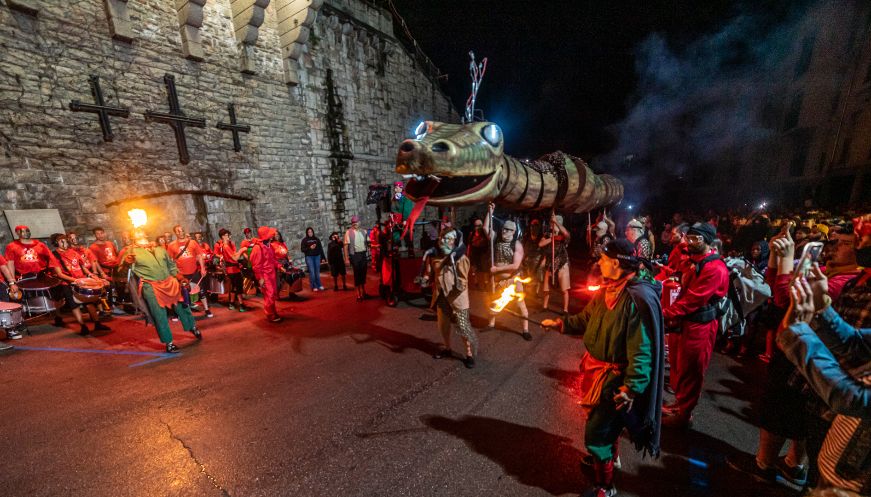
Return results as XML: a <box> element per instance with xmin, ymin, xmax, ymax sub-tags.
<box><xmin>208</xmin><ymin>274</ymin><xmax>226</xmax><ymax>294</ymax></box>
<box><xmin>18</xmin><ymin>276</ymin><xmax>61</xmax><ymax>315</ymax></box>
<box><xmin>189</xmin><ymin>282</ymin><xmax>201</xmax><ymax>303</ymax></box>
<box><xmin>72</xmin><ymin>277</ymin><xmax>107</xmax><ymax>304</ymax></box>
<box><xmin>0</xmin><ymin>302</ymin><xmax>24</xmax><ymax>329</ymax></box>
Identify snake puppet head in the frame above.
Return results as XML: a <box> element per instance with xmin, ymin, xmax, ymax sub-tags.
<box><xmin>396</xmin><ymin>121</ymin><xmax>504</xmax><ymax>206</ymax></box>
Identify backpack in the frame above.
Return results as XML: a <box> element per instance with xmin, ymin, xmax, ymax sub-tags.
<box><xmin>716</xmin><ymin>257</ymin><xmax>772</xmax><ymax>338</ymax></box>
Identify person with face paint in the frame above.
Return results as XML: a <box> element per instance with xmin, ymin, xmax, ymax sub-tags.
<box><xmin>625</xmin><ymin>218</ymin><xmax>653</xmax><ymax>259</ymax></box>
<box><xmin>541</xmin><ymin>239</ymin><xmax>665</xmax><ymax>497</ymax></box>
<box><xmin>661</xmin><ymin>222</ymin><xmax>729</xmax><ymax>428</ymax></box>
<box><xmin>522</xmin><ymin>218</ymin><xmax>545</xmax><ymax>299</ymax></box>
<box><xmin>50</xmin><ymin>234</ymin><xmax>111</xmax><ymax>336</ymax></box>
<box><xmin>540</xmin><ymin>212</ymin><xmax>572</xmax><ymax>316</ymax></box>
<box><xmin>483</xmin><ymin>202</ymin><xmax>532</xmax><ymax>340</ymax></box>
<box><xmin>123</xmin><ymin>228</ymin><xmax>201</xmax><ymax>353</ymax></box>
<box><xmin>428</xmin><ymin>227</ymin><xmax>478</xmax><ymax>368</ymax></box>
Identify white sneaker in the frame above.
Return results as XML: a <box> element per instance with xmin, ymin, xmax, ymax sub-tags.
<box><xmin>313</xmin><ymin>288</ymin><xmax>319</xmax><ymax>292</ymax></box>
<box><xmin>318</xmin><ymin>286</ymin><xmax>325</xmax><ymax>291</ymax></box>
<box><xmin>6</xmin><ymin>329</ymin><xmax>23</xmax><ymax>340</ymax></box>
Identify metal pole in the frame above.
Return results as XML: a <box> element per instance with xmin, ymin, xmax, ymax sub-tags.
<box><xmin>489</xmin><ymin>208</ymin><xmax>495</xmax><ymax>294</ymax></box>
<box><xmin>551</xmin><ymin>209</ymin><xmax>556</xmax><ymax>286</ymax></box>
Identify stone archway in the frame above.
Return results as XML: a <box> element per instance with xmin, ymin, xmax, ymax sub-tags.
<box><xmin>105</xmin><ymin>190</ymin><xmax>255</xmax><ymax>245</ymax></box>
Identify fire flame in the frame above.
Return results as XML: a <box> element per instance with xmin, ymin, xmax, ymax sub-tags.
<box><xmin>128</xmin><ymin>209</ymin><xmax>147</xmax><ymax>228</ymax></box>
<box><xmin>490</xmin><ymin>276</ymin><xmax>532</xmax><ymax>313</ymax></box>
<box><xmin>587</xmin><ymin>285</ymin><xmax>601</xmax><ymax>292</ymax></box>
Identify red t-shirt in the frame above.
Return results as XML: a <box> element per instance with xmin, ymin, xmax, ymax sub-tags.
<box><xmin>167</xmin><ymin>239</ymin><xmax>202</xmax><ymax>275</ymax></box>
<box><xmin>57</xmin><ymin>248</ymin><xmax>88</xmax><ymax>279</ymax></box>
<box><xmin>271</xmin><ymin>241</ymin><xmax>289</xmax><ymax>261</ymax></box>
<box><xmin>0</xmin><ymin>253</ymin><xmax>7</xmax><ymax>283</ymax></box>
<box><xmin>90</xmin><ymin>241</ymin><xmax>120</xmax><ymax>268</ymax></box>
<box><xmin>5</xmin><ymin>240</ymin><xmax>59</xmax><ymax>275</ymax></box>
<box><xmin>199</xmin><ymin>241</ymin><xmax>212</xmax><ymax>258</ymax></box>
<box><xmin>72</xmin><ymin>246</ymin><xmax>96</xmax><ymax>270</ymax></box>
<box><xmin>214</xmin><ymin>240</ymin><xmax>241</xmax><ymax>274</ymax></box>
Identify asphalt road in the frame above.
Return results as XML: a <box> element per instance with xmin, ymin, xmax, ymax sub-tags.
<box><xmin>0</xmin><ymin>272</ymin><xmax>798</xmax><ymax>497</ymax></box>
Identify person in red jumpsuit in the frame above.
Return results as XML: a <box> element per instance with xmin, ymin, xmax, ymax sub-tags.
<box><xmin>249</xmin><ymin>226</ymin><xmax>284</xmax><ymax>323</ymax></box>
<box><xmin>661</xmin><ymin>222</ymin><xmax>728</xmax><ymax>428</ymax></box>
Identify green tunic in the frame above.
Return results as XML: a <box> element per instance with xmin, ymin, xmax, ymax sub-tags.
<box><xmin>565</xmin><ymin>279</ymin><xmax>654</xmax><ymax>461</ymax></box>
<box><xmin>565</xmin><ymin>287</ymin><xmax>652</xmax><ymax>396</ymax></box>
<box><xmin>130</xmin><ymin>246</ymin><xmax>178</xmax><ymax>280</ymax></box>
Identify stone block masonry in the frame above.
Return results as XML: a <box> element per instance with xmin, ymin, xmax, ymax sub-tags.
<box><xmin>0</xmin><ymin>0</ymin><xmax>456</xmax><ymax>263</ymax></box>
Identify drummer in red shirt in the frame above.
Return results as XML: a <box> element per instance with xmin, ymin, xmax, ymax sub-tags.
<box><xmin>168</xmin><ymin>225</ymin><xmax>213</xmax><ymax>318</ymax></box>
<box><xmin>89</xmin><ymin>227</ymin><xmax>128</xmax><ymax>314</ymax></box>
<box><xmin>50</xmin><ymin>234</ymin><xmax>110</xmax><ymax>336</ymax></box>
<box><xmin>5</xmin><ymin>225</ymin><xmax>59</xmax><ymax>278</ymax></box>
<box><xmin>0</xmin><ymin>253</ymin><xmax>19</xmax><ymax>303</ymax></box>
<box><xmin>215</xmin><ymin>228</ymin><xmax>247</xmax><ymax>312</ymax></box>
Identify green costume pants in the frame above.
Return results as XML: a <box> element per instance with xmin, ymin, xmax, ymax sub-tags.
<box><xmin>584</xmin><ymin>374</ymin><xmax>626</xmax><ymax>461</ymax></box>
<box><xmin>141</xmin><ymin>282</ymin><xmax>196</xmax><ymax>344</ymax></box>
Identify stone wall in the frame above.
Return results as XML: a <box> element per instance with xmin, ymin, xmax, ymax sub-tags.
<box><xmin>0</xmin><ymin>0</ymin><xmax>456</xmax><ymax>259</ymax></box>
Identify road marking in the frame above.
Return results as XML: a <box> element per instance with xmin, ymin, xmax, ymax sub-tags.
<box><xmin>12</xmin><ymin>345</ymin><xmax>181</xmax><ymax>367</ymax></box>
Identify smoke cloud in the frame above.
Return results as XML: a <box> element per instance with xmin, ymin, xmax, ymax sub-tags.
<box><xmin>596</xmin><ymin>1</ymin><xmax>832</xmax><ymax>210</ymax></box>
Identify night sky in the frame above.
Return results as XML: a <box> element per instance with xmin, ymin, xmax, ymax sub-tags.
<box><xmin>389</xmin><ymin>1</ymin><xmax>801</xmax><ymax>162</ymax></box>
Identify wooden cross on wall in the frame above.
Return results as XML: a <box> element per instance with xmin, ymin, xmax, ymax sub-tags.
<box><xmin>68</xmin><ymin>75</ymin><xmax>130</xmax><ymax>142</ymax></box>
<box><xmin>144</xmin><ymin>73</ymin><xmax>206</xmax><ymax>164</ymax></box>
<box><xmin>216</xmin><ymin>103</ymin><xmax>251</xmax><ymax>152</ymax></box>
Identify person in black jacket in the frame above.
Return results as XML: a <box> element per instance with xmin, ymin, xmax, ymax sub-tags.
<box><xmin>301</xmin><ymin>227</ymin><xmax>326</xmax><ymax>291</ymax></box>
<box><xmin>326</xmin><ymin>232</ymin><xmax>347</xmax><ymax>291</ymax></box>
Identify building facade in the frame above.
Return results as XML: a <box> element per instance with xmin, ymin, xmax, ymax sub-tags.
<box><xmin>0</xmin><ymin>0</ymin><xmax>456</xmax><ymax>252</ymax></box>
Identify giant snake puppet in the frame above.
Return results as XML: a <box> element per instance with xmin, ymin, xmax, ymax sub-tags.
<box><xmin>395</xmin><ymin>120</ymin><xmax>623</xmax><ymax>214</ymax></box>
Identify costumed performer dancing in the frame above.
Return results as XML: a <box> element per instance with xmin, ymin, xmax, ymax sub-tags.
<box><xmin>426</xmin><ymin>228</ymin><xmax>478</xmax><ymax>369</ymax></box>
<box><xmin>124</xmin><ymin>227</ymin><xmax>201</xmax><ymax>353</ymax></box>
<box><xmin>541</xmin><ymin>239</ymin><xmax>664</xmax><ymax>497</ymax></box>
<box><xmin>484</xmin><ymin>202</ymin><xmax>531</xmax><ymax>340</ymax></box>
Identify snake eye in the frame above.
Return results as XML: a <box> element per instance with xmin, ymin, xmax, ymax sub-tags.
<box><xmin>414</xmin><ymin>121</ymin><xmax>428</xmax><ymax>139</ymax></box>
<box><xmin>481</xmin><ymin>124</ymin><xmax>502</xmax><ymax>147</ymax></box>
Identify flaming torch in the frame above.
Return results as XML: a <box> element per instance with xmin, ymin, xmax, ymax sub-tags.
<box><xmin>489</xmin><ymin>276</ymin><xmax>547</xmax><ymax>325</ymax></box>
<box><xmin>128</xmin><ymin>209</ymin><xmax>147</xmax><ymax>229</ymax></box>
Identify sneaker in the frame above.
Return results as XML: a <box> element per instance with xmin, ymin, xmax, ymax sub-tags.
<box><xmin>313</xmin><ymin>288</ymin><xmax>319</xmax><ymax>292</ymax></box>
<box><xmin>93</xmin><ymin>322</ymin><xmax>111</xmax><ymax>332</ymax></box>
<box><xmin>725</xmin><ymin>453</ymin><xmax>777</xmax><ymax>483</ymax></box>
<box><xmin>463</xmin><ymin>355</ymin><xmax>476</xmax><ymax>369</ymax></box>
<box><xmin>776</xmin><ymin>457</ymin><xmax>808</xmax><ymax>486</ymax></box>
<box><xmin>318</xmin><ymin>286</ymin><xmax>325</xmax><ymax>291</ymax></box>
<box><xmin>228</xmin><ymin>304</ymin><xmax>235</xmax><ymax>311</ymax></box>
<box><xmin>190</xmin><ymin>328</ymin><xmax>202</xmax><ymax>340</ymax></box>
<box><xmin>111</xmin><ymin>306</ymin><xmax>126</xmax><ymax>316</ymax></box>
<box><xmin>238</xmin><ymin>306</ymin><xmax>247</xmax><ymax>313</ymax></box>
<box><xmin>165</xmin><ymin>343</ymin><xmax>180</xmax><ymax>354</ymax></box>
<box><xmin>79</xmin><ymin>324</ymin><xmax>91</xmax><ymax>336</ymax></box>
<box><xmin>269</xmin><ymin>316</ymin><xmax>283</xmax><ymax>323</ymax></box>
<box><xmin>6</xmin><ymin>329</ymin><xmax>22</xmax><ymax>340</ymax></box>
<box><xmin>521</xmin><ymin>331</ymin><xmax>533</xmax><ymax>341</ymax></box>
<box><xmin>0</xmin><ymin>342</ymin><xmax>12</xmax><ymax>351</ymax></box>
<box><xmin>582</xmin><ymin>486</ymin><xmax>616</xmax><ymax>497</ymax></box>
<box><xmin>205</xmin><ymin>310</ymin><xmax>214</xmax><ymax>318</ymax></box>
<box><xmin>171</xmin><ymin>316</ymin><xmax>179</xmax><ymax>322</ymax></box>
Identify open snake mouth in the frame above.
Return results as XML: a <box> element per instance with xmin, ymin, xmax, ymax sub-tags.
<box><xmin>403</xmin><ymin>172</ymin><xmax>497</xmax><ymax>201</ymax></box>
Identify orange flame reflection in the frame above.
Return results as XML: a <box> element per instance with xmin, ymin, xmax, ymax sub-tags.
<box><xmin>490</xmin><ymin>276</ymin><xmax>532</xmax><ymax>313</ymax></box>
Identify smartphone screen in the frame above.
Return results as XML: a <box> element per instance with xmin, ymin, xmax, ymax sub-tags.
<box><xmin>793</xmin><ymin>241</ymin><xmax>824</xmax><ymax>279</ymax></box>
